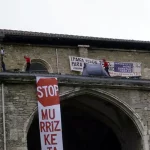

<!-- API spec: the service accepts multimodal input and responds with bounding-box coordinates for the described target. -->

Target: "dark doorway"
[30,62,48,73]
[61,103,122,150]
[27,100,121,150]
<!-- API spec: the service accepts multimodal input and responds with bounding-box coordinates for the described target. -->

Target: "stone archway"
[23,58,53,73]
[26,88,148,150]
[60,88,148,150]
[60,88,146,136]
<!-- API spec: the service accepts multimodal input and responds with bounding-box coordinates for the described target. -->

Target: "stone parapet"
[0,72,150,90]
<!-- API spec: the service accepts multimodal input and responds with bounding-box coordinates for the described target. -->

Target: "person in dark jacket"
[102,58,110,76]
[1,60,6,71]
[1,47,6,71]
[24,55,31,72]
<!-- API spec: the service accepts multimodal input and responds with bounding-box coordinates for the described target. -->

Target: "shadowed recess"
[27,97,122,150]
[29,62,49,73]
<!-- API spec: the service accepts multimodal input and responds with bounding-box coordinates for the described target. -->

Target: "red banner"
[36,77,63,150]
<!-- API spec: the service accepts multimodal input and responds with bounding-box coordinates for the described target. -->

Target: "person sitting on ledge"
[24,55,31,72]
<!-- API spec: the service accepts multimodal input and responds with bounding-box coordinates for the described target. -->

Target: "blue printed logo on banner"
[114,62,133,73]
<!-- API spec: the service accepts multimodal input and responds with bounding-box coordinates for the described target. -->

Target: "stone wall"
[4,83,37,150]
[104,88,150,128]
[2,43,150,78]
[2,44,79,74]
[0,78,149,149]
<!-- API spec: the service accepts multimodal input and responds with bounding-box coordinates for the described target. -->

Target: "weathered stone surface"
[0,40,150,149]
[2,44,79,75]
[4,83,37,150]
[1,43,150,79]
[0,75,149,149]
[78,45,89,58]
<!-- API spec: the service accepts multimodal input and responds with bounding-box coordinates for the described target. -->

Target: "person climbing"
[24,55,31,72]
[102,58,110,76]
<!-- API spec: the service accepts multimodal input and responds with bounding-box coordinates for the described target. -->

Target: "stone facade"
[2,44,78,74]
[0,74,149,150]
[4,83,36,150]
[1,30,150,150]
[1,43,150,78]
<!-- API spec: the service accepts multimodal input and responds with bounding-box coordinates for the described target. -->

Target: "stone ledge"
[0,72,150,90]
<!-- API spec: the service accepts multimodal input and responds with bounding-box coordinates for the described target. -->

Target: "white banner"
[69,56,141,77]
[36,77,63,150]
[69,56,102,72]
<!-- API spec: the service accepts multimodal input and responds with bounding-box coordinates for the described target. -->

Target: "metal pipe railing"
[2,83,6,150]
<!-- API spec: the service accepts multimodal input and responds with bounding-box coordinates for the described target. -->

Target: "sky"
[0,0,150,41]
